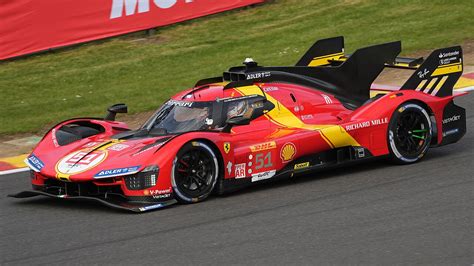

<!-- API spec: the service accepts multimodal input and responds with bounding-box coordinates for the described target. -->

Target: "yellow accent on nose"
[56,173,71,182]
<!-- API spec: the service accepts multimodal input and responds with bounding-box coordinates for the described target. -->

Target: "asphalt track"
[2,94,473,265]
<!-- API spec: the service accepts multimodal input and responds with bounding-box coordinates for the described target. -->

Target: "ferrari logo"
[224,142,231,154]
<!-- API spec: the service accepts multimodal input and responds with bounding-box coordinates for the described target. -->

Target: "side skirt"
[219,146,375,194]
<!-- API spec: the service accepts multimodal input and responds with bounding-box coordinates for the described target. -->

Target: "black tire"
[388,102,432,164]
[171,141,219,203]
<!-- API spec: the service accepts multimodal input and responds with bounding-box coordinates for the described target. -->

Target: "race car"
[10,36,467,212]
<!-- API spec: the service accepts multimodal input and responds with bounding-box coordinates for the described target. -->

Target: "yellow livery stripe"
[432,63,462,76]
[234,85,360,148]
[308,52,344,67]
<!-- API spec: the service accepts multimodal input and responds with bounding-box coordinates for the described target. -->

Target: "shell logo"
[280,142,296,163]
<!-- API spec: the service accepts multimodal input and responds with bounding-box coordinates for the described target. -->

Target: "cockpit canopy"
[142,95,275,134]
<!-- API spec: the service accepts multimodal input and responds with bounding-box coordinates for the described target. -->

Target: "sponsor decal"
[56,150,107,175]
[107,143,129,151]
[322,94,333,104]
[294,162,310,170]
[138,203,164,212]
[152,194,171,199]
[246,72,271,80]
[345,118,388,131]
[438,50,459,58]
[355,147,366,158]
[280,142,296,163]
[417,69,430,79]
[51,128,59,147]
[167,99,193,107]
[226,161,232,175]
[442,115,461,124]
[146,188,172,196]
[132,142,166,156]
[27,154,45,172]
[82,142,101,148]
[234,163,246,179]
[301,114,314,121]
[94,165,140,178]
[251,170,276,182]
[263,86,279,92]
[251,101,264,108]
[224,142,231,154]
[438,50,460,65]
[250,141,276,152]
[110,0,191,19]
[443,128,459,137]
[440,57,459,65]
[221,95,257,103]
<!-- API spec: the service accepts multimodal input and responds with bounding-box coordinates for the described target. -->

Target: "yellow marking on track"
[0,154,28,168]
[454,75,474,89]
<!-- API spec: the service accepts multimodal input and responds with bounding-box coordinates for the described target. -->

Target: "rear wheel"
[388,103,432,164]
[172,141,219,203]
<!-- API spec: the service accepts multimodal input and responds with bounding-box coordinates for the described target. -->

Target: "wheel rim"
[174,148,215,196]
[394,110,430,156]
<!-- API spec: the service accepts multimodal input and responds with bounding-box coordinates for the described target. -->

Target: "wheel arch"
[185,138,225,193]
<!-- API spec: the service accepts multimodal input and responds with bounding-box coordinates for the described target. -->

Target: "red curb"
[0,162,15,171]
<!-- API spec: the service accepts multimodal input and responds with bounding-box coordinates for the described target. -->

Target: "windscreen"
[142,100,214,134]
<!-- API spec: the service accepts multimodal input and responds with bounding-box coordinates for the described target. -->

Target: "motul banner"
[0,0,264,60]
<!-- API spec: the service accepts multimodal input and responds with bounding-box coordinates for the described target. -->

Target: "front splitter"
[8,190,177,213]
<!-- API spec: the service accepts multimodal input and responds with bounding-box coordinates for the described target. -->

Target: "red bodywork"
[15,37,467,211]
[24,82,462,207]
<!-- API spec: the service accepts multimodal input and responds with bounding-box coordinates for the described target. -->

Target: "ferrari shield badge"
[224,142,231,154]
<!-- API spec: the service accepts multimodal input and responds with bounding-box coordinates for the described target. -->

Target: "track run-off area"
[1,94,473,264]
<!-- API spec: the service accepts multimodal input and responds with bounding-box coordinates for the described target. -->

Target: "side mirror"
[105,103,128,121]
[223,116,251,133]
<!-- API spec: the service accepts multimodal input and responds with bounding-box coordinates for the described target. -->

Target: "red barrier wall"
[0,0,263,60]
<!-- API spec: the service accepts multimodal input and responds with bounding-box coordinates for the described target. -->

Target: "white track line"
[0,167,29,176]
[457,86,474,92]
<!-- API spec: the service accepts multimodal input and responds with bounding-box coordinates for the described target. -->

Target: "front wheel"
[388,102,432,164]
[172,141,219,203]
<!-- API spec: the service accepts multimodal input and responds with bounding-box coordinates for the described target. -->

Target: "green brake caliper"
[410,129,428,140]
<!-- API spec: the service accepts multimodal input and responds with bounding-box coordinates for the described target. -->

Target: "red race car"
[10,37,467,212]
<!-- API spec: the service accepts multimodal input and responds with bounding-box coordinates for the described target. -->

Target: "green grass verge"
[1,0,473,134]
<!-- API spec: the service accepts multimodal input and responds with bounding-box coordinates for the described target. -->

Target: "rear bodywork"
[10,36,467,212]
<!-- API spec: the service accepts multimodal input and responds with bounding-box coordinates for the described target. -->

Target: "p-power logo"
[110,0,194,19]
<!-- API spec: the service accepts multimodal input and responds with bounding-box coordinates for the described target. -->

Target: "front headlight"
[124,165,159,190]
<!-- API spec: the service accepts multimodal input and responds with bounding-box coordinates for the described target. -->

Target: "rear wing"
[400,46,462,97]
[297,36,463,97]
[296,36,424,69]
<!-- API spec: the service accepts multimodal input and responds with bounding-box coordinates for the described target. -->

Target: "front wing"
[8,190,177,213]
